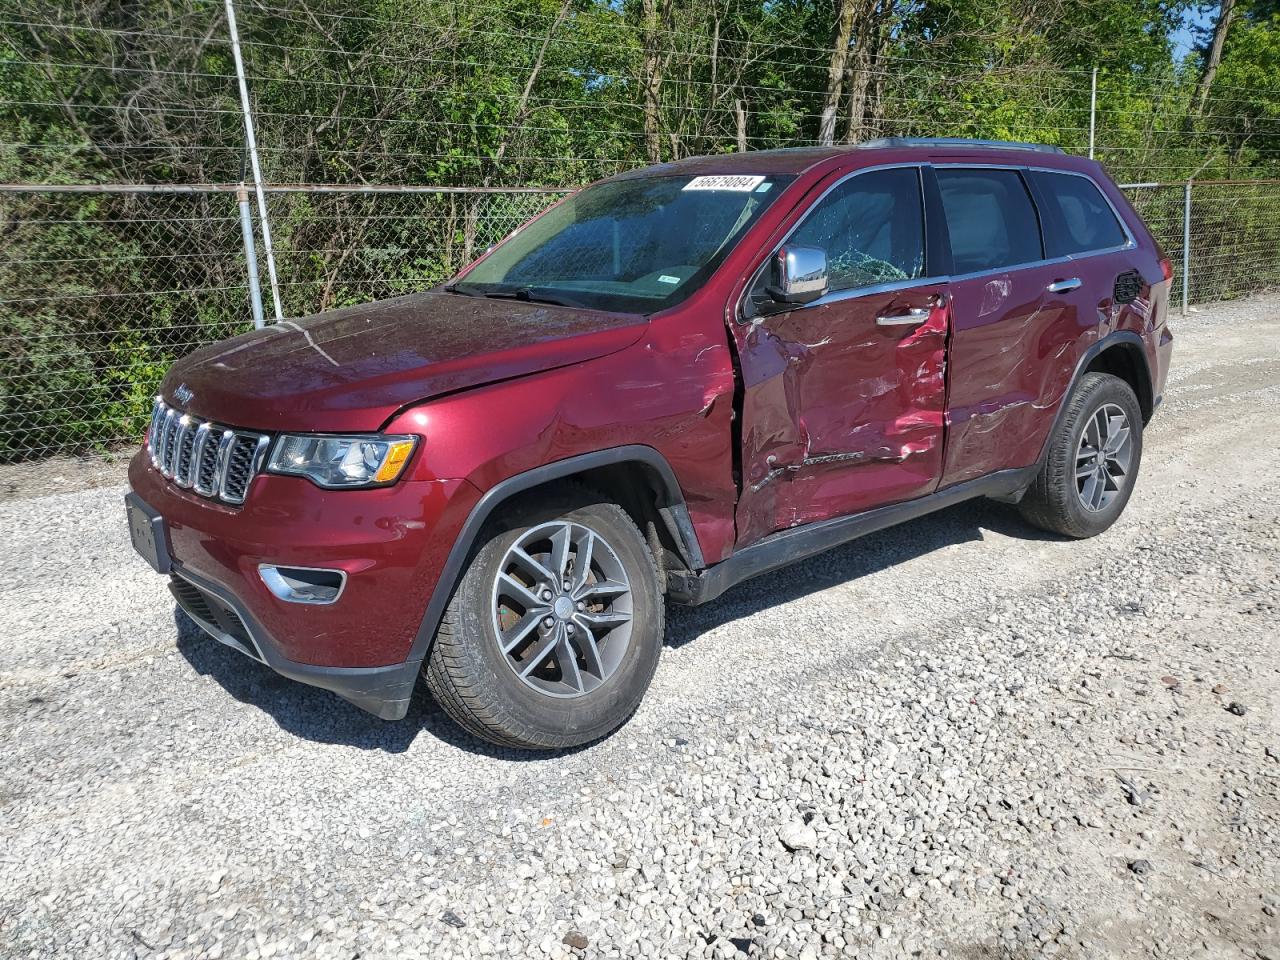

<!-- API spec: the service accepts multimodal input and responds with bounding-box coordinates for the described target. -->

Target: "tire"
[424,487,664,749]
[1018,372,1144,538]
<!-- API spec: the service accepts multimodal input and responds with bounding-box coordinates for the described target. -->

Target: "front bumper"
[169,563,419,719]
[128,449,480,719]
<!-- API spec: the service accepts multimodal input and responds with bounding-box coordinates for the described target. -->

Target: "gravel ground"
[2,297,1278,960]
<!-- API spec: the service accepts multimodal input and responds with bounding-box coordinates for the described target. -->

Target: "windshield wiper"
[478,286,588,309]
[442,283,481,297]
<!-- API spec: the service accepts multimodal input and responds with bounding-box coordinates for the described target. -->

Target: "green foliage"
[0,0,1278,458]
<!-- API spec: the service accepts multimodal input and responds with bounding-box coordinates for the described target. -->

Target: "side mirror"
[767,245,828,305]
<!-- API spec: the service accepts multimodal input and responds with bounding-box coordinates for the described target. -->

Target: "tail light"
[1159,258,1174,282]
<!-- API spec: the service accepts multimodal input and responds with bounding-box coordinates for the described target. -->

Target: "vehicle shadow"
[173,497,1055,755]
[173,609,593,759]
[664,496,1061,647]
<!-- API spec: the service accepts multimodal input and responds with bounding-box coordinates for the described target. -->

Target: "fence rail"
[3,0,1280,461]
[3,177,1278,462]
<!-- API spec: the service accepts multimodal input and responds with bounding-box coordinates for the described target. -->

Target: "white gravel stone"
[1,297,1278,959]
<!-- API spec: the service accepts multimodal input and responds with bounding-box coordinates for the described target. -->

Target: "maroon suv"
[127,138,1173,748]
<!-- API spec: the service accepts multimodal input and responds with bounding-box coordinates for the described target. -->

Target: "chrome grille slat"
[159,409,179,477]
[173,417,196,487]
[150,399,269,506]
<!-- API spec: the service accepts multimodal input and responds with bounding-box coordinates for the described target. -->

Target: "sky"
[1171,3,1215,60]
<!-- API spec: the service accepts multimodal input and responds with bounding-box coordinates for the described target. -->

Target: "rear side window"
[787,166,925,292]
[1031,170,1128,256]
[936,169,1042,273]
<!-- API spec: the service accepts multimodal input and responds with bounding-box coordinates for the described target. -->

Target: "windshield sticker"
[658,275,680,284]
[754,182,773,193]
[683,175,766,192]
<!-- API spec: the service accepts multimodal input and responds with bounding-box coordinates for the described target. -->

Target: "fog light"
[258,565,346,604]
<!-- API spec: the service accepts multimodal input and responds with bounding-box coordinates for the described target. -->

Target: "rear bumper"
[169,563,419,719]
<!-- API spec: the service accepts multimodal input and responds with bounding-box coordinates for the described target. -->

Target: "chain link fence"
[0,186,563,459]
[3,178,1279,461]
[1123,180,1280,308]
[3,0,1279,462]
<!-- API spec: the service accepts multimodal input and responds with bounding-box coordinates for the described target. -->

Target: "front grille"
[147,398,270,505]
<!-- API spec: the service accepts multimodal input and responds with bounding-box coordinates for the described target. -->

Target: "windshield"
[452,174,793,313]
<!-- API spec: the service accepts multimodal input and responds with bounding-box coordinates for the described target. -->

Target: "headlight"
[266,434,417,488]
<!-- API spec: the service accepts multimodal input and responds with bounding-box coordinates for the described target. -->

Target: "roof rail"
[856,137,1065,155]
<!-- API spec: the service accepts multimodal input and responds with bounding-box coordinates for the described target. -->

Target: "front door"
[730,165,950,548]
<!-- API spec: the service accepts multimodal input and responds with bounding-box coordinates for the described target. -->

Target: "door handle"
[875,306,931,327]
[1047,278,1082,293]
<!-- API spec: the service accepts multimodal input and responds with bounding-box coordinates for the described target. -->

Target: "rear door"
[730,165,951,547]
[935,166,1073,486]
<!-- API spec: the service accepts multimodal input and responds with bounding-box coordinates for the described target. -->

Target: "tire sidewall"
[449,496,663,745]
[1055,374,1144,536]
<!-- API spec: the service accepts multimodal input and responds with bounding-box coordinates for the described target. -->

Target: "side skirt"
[666,466,1038,606]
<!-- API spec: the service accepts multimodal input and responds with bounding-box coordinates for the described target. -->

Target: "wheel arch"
[1035,331,1153,470]
[1082,336,1154,423]
[406,445,703,667]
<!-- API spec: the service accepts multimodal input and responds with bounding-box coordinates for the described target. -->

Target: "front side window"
[936,168,1043,273]
[785,166,926,292]
[1031,170,1128,256]
[452,174,792,313]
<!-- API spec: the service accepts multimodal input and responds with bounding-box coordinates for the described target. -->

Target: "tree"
[1195,0,1239,115]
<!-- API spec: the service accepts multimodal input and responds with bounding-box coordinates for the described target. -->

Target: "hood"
[161,289,648,432]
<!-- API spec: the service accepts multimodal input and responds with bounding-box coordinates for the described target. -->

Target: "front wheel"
[424,489,664,749]
[1018,372,1144,538]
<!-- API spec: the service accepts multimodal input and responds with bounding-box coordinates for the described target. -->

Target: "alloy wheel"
[1075,402,1133,512]
[491,520,634,698]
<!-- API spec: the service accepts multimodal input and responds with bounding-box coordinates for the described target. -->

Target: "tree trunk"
[1193,0,1237,117]
[735,98,748,153]
[641,0,672,162]
[817,0,859,146]
[844,0,885,144]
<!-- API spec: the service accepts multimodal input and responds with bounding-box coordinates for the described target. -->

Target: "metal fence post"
[1089,67,1097,160]
[225,0,283,322]
[236,185,266,328]
[1182,180,1192,316]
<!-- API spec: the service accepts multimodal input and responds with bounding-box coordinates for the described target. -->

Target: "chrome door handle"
[1047,278,1082,293]
[875,306,931,326]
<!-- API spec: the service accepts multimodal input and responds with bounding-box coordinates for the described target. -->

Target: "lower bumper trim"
[170,565,419,720]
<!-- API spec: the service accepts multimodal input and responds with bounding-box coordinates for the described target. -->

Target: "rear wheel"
[1018,372,1143,538]
[424,489,663,749]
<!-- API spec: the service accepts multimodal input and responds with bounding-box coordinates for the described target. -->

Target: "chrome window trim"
[934,162,1137,255]
[739,160,1140,320]
[737,161,932,323]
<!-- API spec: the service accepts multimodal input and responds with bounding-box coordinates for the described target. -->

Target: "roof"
[606,138,1082,182]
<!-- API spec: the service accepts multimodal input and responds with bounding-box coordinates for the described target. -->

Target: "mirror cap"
[768,245,829,305]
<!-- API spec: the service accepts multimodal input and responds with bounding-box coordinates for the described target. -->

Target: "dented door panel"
[940,266,1081,485]
[732,284,950,547]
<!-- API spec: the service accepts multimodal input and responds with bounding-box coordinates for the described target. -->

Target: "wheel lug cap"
[542,616,554,628]
[565,623,575,634]
[541,589,552,601]
[576,601,585,611]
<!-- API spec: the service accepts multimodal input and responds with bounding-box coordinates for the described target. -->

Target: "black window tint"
[787,167,925,292]
[936,169,1042,273]
[1032,171,1128,256]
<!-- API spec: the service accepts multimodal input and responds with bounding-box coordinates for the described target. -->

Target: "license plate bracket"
[125,492,172,574]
